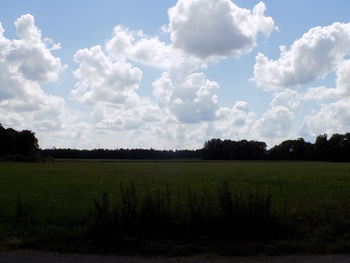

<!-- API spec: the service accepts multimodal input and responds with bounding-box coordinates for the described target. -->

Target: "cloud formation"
[72,45,142,106]
[0,14,68,137]
[8,14,62,82]
[304,59,350,100]
[72,36,167,137]
[153,72,219,123]
[105,25,203,75]
[251,22,350,143]
[253,23,350,90]
[7,4,350,150]
[254,106,294,139]
[68,1,294,148]
[301,98,350,138]
[167,0,276,59]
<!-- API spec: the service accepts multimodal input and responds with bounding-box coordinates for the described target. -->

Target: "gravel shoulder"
[1,251,350,263]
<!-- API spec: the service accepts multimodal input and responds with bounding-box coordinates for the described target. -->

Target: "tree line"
[42,148,202,160]
[203,134,350,161]
[0,124,39,161]
[2,123,350,161]
[44,133,350,161]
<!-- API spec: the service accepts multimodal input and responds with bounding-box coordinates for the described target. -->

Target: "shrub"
[86,181,288,248]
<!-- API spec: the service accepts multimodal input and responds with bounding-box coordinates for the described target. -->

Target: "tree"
[17,130,39,157]
[0,124,40,161]
[314,134,328,161]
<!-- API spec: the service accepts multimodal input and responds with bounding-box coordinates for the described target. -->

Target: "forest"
[43,133,350,162]
[2,123,350,162]
[203,134,350,161]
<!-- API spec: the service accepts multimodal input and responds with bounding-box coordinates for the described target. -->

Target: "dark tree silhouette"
[42,148,202,160]
[3,122,350,162]
[0,124,40,161]
[203,138,267,160]
[203,134,350,162]
[314,134,328,161]
[327,133,350,162]
[268,138,314,161]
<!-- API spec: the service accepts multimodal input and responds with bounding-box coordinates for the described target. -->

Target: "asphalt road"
[1,251,350,263]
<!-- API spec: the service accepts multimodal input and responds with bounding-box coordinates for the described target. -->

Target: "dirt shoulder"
[1,251,350,263]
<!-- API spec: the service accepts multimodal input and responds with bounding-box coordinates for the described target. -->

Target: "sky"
[1,0,350,150]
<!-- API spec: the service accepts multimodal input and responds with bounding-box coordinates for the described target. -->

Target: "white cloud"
[70,13,287,149]
[71,38,172,136]
[302,59,350,101]
[72,45,142,106]
[252,22,350,145]
[254,106,294,139]
[214,101,256,138]
[105,25,204,78]
[271,89,301,112]
[7,14,63,82]
[253,23,350,90]
[69,3,311,149]
[0,14,69,141]
[334,59,350,97]
[301,98,350,138]
[153,72,219,123]
[74,22,224,128]
[303,86,333,101]
[0,15,63,101]
[167,0,275,59]
[72,28,261,148]
[91,99,163,131]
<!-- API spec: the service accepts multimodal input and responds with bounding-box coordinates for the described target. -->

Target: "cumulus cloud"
[303,86,333,101]
[252,22,350,145]
[0,14,63,101]
[167,0,276,59]
[72,45,142,106]
[304,59,350,101]
[301,98,350,138]
[0,14,69,139]
[91,99,163,131]
[77,4,273,137]
[253,23,350,90]
[7,14,63,82]
[254,106,295,139]
[70,2,307,149]
[73,23,224,130]
[72,36,172,136]
[334,59,350,97]
[153,72,219,123]
[271,89,301,112]
[105,25,204,75]
[214,101,256,138]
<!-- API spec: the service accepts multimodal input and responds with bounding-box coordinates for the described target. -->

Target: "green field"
[1,160,350,254]
[1,160,350,216]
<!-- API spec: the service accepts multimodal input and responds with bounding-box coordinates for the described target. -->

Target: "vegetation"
[2,123,350,254]
[42,133,350,162]
[202,139,267,160]
[2,123,350,162]
[1,160,350,254]
[203,134,350,161]
[86,181,285,253]
[0,124,40,161]
[42,148,202,160]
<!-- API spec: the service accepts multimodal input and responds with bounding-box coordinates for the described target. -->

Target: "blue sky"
[1,0,350,149]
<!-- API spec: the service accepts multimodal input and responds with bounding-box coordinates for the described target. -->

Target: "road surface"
[0,251,350,263]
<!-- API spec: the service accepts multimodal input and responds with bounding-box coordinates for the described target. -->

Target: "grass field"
[1,160,350,255]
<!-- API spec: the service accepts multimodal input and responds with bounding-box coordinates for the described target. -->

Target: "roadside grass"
[1,160,350,254]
